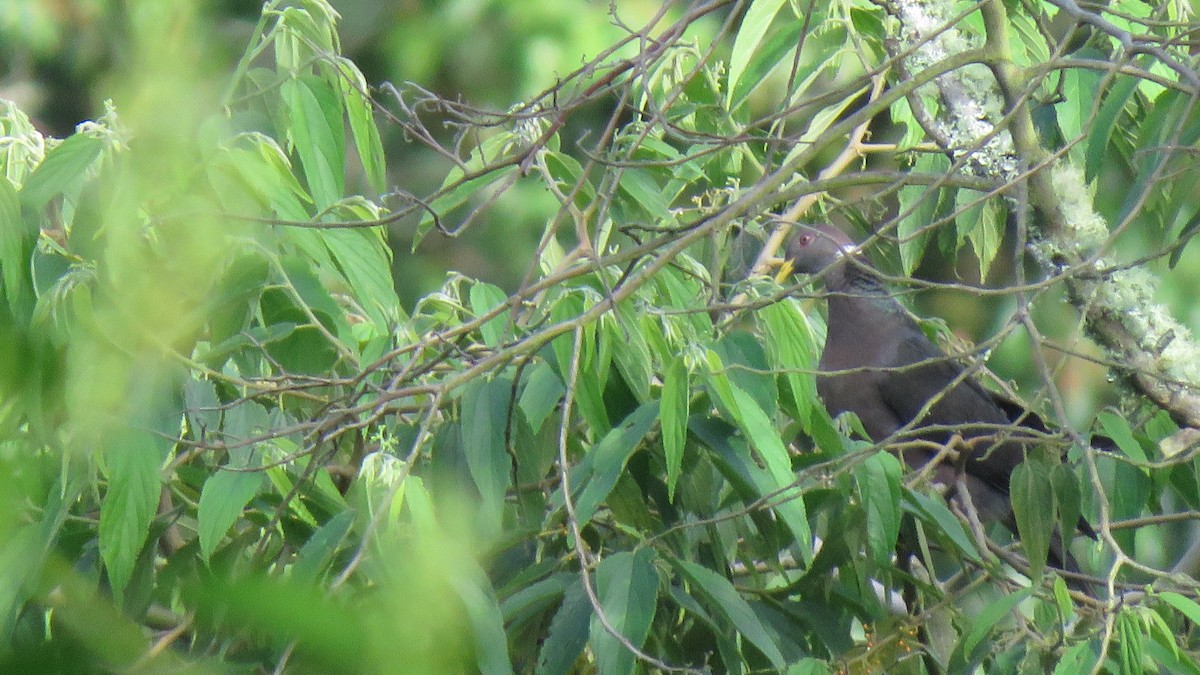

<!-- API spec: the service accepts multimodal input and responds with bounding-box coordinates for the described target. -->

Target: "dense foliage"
[4,0,1200,672]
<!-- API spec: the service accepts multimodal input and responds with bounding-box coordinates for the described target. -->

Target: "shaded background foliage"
[3,0,1200,673]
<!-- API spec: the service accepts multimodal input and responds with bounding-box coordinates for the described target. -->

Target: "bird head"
[774,223,860,285]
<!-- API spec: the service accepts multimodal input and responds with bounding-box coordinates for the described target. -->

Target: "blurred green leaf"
[661,355,688,502]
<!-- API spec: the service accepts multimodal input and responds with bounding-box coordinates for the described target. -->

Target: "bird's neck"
[822,266,909,341]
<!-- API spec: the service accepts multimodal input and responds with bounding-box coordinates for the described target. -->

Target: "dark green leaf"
[461,377,515,534]
[1012,460,1053,582]
[537,578,591,675]
[676,559,786,669]
[590,549,659,675]
[856,452,902,567]
[573,402,659,528]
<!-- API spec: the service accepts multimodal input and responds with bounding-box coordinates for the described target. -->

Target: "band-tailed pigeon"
[777,222,1095,577]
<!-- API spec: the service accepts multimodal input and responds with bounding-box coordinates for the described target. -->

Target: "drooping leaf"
[661,356,688,502]
[675,559,786,669]
[572,402,659,529]
[283,76,345,210]
[856,452,902,567]
[537,577,591,675]
[589,549,659,675]
[198,465,265,562]
[1012,460,1053,582]
[461,377,516,534]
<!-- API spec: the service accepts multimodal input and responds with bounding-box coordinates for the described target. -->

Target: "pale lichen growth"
[1094,267,1200,386]
[1049,161,1108,252]
[892,0,1017,178]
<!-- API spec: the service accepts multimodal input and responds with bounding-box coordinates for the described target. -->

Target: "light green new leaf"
[677,559,786,669]
[461,377,515,534]
[856,452,902,567]
[1012,461,1053,582]
[705,350,812,559]
[1160,592,1200,625]
[661,356,688,502]
[590,549,659,675]
[0,176,32,314]
[283,76,345,210]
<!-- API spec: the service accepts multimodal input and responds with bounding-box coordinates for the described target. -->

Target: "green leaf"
[283,76,345,210]
[414,133,520,247]
[705,350,812,559]
[897,154,949,274]
[676,559,786,669]
[1160,591,1200,624]
[1011,460,1053,582]
[727,0,788,108]
[322,227,399,330]
[661,356,688,502]
[537,578,591,675]
[1052,641,1097,674]
[961,587,1031,656]
[100,417,176,600]
[573,402,659,528]
[518,362,565,435]
[470,281,510,348]
[1051,463,1083,559]
[1098,410,1148,463]
[759,298,818,427]
[902,490,983,563]
[334,56,387,192]
[454,569,515,675]
[198,466,265,562]
[1086,73,1140,180]
[590,549,659,675]
[0,176,33,316]
[20,133,104,211]
[1117,610,1144,675]
[856,452,902,567]
[617,168,673,222]
[461,377,515,534]
[291,510,355,584]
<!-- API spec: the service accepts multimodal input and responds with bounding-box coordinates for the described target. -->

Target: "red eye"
[799,234,813,246]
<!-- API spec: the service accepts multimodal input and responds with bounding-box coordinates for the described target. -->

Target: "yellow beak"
[771,258,795,284]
